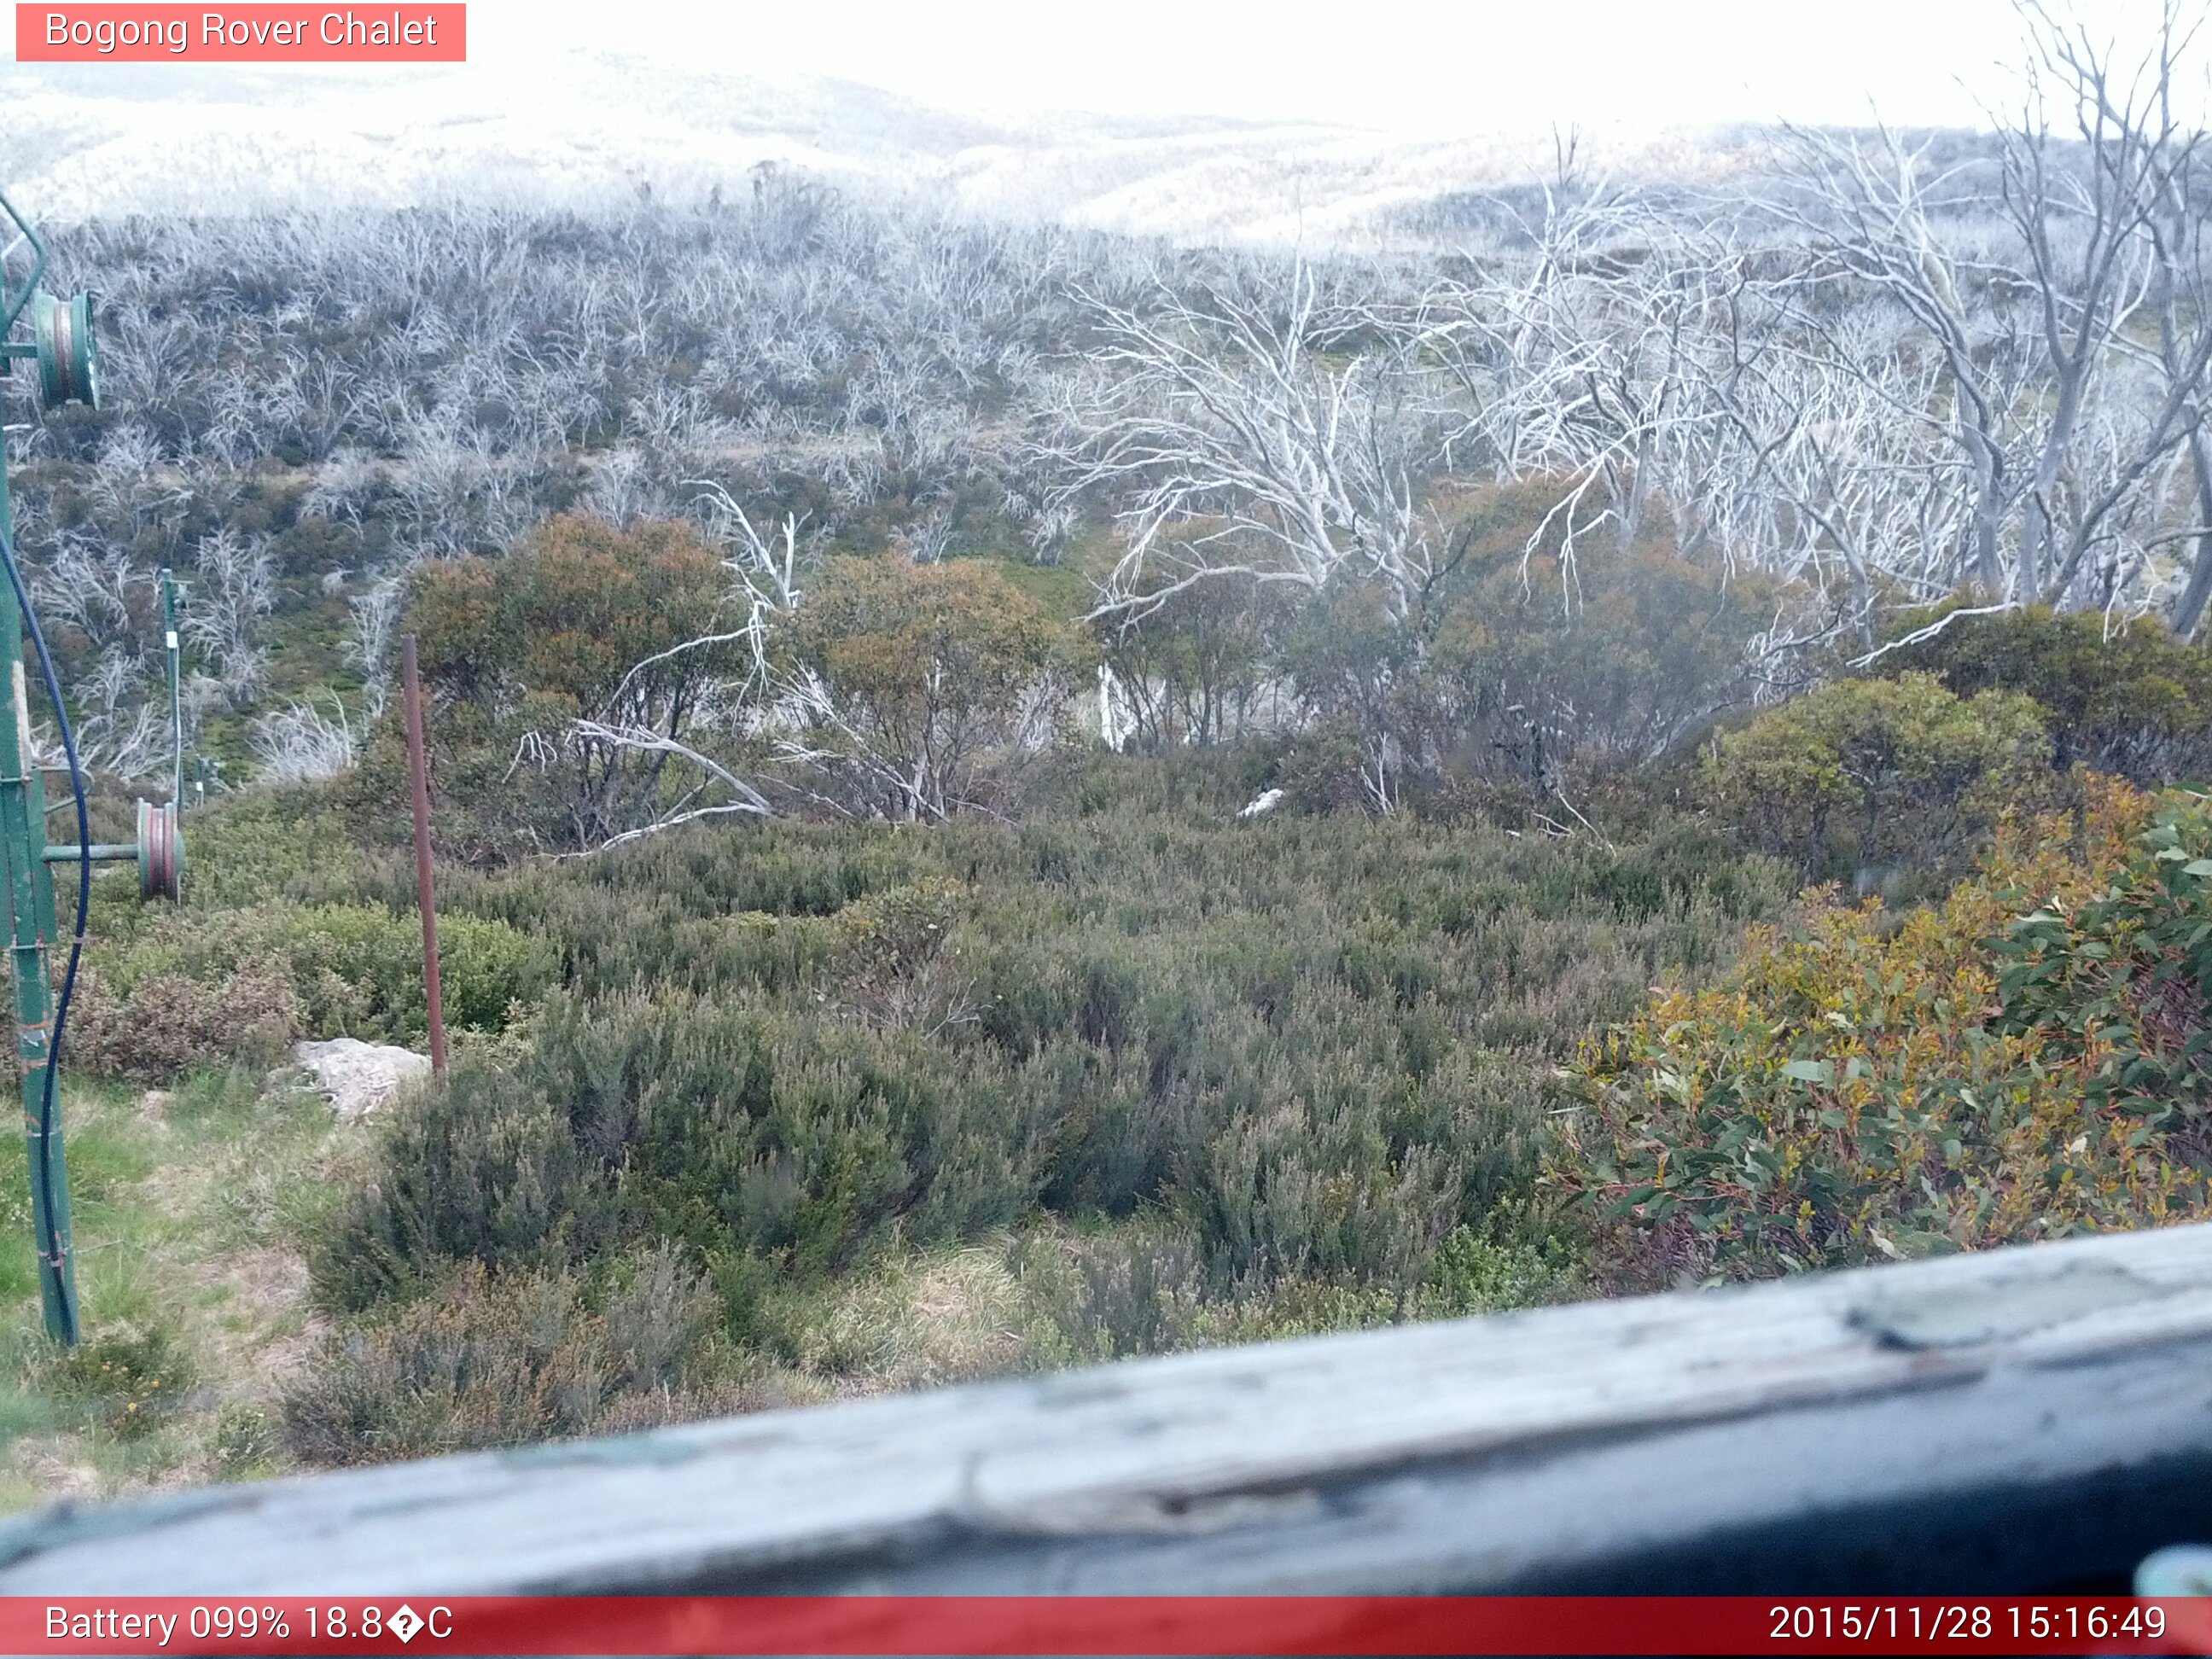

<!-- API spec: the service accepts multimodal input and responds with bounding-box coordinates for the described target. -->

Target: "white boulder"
[286,1038,433,1123]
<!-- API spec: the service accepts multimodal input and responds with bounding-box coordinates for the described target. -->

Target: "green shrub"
[527,990,1037,1274]
[828,876,969,1026]
[315,989,1043,1310]
[284,1252,723,1466]
[1280,497,1784,812]
[1988,800,2212,1119]
[78,899,550,1077]
[829,876,964,985]
[1874,604,2212,783]
[1003,1214,1580,1365]
[1097,578,1295,748]
[374,515,746,859]
[67,963,300,1082]
[313,1057,611,1311]
[1563,778,2212,1291]
[1704,672,2053,892]
[321,788,1790,1345]
[792,555,1080,820]
[231,903,551,1039]
[1007,1220,1208,1363]
[1412,1220,1585,1318]
[175,785,383,909]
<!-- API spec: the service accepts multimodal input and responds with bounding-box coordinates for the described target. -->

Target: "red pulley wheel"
[136,799,181,901]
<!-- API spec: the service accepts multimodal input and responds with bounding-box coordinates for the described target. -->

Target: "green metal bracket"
[0,188,71,1343]
[0,190,48,339]
[0,461,73,1344]
[2,190,102,411]
[0,186,172,1347]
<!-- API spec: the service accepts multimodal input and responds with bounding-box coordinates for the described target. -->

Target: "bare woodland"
[8,3,2212,841]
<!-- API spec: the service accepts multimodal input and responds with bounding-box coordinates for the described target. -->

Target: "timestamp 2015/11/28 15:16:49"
[1767,1602,2169,1645]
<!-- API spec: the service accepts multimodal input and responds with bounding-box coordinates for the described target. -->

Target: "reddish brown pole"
[401,634,448,1077]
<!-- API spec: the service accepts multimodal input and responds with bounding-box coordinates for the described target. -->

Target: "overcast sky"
[464,0,2162,136]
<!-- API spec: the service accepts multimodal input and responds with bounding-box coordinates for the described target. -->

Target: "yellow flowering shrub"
[1563,777,2212,1290]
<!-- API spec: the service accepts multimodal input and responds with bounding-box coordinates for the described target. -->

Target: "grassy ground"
[0,1066,1097,1511]
[0,1068,365,1513]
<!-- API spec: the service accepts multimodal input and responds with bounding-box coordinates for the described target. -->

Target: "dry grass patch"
[0,1067,367,1511]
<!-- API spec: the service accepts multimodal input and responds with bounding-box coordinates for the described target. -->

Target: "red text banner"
[15,6,464,61]
[3,1596,2211,1656]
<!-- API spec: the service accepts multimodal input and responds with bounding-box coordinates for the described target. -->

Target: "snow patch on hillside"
[0,53,1757,244]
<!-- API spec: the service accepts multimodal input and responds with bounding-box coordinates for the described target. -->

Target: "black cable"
[0,521,84,1344]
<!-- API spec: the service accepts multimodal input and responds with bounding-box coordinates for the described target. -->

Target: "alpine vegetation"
[3,2,2212,1499]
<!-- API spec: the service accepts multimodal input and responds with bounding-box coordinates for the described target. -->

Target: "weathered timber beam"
[4,1222,2212,1594]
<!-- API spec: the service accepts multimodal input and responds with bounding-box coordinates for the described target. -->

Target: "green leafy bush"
[313,1057,611,1310]
[827,876,969,1026]
[1988,806,2212,1119]
[1563,778,2212,1290]
[1703,672,2053,891]
[792,555,1080,820]
[67,963,300,1083]
[78,899,551,1077]
[533,990,1034,1273]
[1280,492,1783,812]
[1097,578,1296,748]
[1412,1220,1585,1318]
[173,785,385,909]
[1875,604,2212,783]
[234,904,551,1039]
[367,514,746,858]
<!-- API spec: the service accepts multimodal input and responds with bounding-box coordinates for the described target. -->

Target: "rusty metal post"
[400,635,447,1076]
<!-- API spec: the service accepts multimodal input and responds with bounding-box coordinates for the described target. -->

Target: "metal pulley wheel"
[135,799,181,901]
[33,290,98,410]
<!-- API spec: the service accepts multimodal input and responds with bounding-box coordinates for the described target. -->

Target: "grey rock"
[288,1038,432,1123]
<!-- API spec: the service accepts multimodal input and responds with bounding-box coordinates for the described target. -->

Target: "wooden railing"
[3,1221,2211,1594]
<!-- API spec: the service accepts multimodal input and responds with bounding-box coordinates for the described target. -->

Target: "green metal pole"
[43,845,139,864]
[0,457,73,1343]
[160,568,181,810]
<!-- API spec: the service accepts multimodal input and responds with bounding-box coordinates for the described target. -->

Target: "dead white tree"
[1762,124,2033,607]
[1417,184,1737,597]
[348,575,405,721]
[544,484,805,851]
[184,527,276,698]
[1046,265,1473,626]
[248,696,358,784]
[2056,0,2212,633]
[1755,2,2212,631]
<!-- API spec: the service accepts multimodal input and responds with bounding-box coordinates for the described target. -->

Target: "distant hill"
[0,53,1766,245]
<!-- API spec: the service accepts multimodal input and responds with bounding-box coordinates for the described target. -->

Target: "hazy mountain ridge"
[0,52,1764,243]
